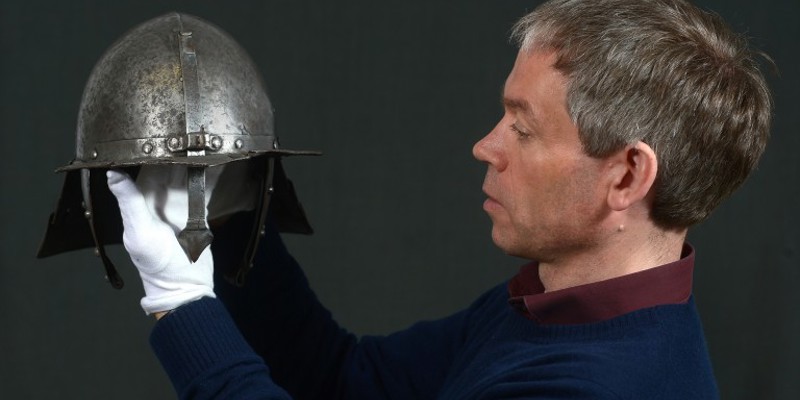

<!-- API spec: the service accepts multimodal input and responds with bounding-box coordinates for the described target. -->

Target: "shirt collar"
[508,244,695,325]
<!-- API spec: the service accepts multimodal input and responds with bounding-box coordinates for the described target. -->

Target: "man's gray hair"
[512,0,772,228]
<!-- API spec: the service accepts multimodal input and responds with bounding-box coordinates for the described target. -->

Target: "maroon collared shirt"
[508,244,695,325]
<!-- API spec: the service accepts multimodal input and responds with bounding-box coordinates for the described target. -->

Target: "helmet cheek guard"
[38,13,319,288]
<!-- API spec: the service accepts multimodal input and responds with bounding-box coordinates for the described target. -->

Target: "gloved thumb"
[107,169,150,226]
[108,169,181,275]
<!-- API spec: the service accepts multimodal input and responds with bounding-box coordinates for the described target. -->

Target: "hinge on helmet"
[166,129,223,153]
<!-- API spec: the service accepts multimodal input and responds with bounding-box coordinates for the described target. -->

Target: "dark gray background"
[1,0,797,398]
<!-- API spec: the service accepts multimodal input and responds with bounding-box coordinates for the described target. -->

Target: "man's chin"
[490,228,519,256]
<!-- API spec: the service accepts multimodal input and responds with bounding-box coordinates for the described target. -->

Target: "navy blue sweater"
[150,220,718,399]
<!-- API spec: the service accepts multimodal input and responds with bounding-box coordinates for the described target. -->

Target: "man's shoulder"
[453,299,718,399]
[517,301,719,399]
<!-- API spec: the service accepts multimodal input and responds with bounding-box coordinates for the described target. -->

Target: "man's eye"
[510,124,530,139]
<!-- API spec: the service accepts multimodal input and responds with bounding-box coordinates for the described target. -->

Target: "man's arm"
[107,170,293,398]
[150,298,293,399]
[213,214,470,399]
[109,170,467,399]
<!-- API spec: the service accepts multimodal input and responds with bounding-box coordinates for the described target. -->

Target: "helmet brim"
[55,148,321,172]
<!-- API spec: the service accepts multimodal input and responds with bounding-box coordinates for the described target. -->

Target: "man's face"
[473,51,609,262]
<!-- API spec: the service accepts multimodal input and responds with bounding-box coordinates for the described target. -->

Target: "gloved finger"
[205,164,225,194]
[137,164,185,192]
[107,169,152,229]
[135,165,222,233]
[136,165,188,232]
[109,169,185,274]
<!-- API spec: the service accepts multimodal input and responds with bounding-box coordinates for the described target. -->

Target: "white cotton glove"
[107,168,218,315]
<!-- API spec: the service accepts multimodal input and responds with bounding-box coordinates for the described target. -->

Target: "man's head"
[511,0,771,229]
[474,51,621,262]
[474,0,771,261]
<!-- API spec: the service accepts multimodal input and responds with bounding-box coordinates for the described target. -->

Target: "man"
[107,0,771,398]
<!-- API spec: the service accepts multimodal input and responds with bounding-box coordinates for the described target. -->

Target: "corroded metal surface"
[59,12,317,172]
[40,13,318,288]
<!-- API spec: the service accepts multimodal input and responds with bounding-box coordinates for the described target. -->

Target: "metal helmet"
[38,12,319,288]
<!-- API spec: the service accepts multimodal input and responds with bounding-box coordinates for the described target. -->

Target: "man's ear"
[605,141,658,211]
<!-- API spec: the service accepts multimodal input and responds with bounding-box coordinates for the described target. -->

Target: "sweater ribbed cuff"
[149,297,262,393]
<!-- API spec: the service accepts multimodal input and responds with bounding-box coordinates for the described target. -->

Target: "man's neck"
[537,226,687,293]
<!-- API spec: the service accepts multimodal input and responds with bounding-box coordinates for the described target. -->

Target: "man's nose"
[472,124,504,170]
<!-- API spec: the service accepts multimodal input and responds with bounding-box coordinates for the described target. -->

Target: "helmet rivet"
[84,211,92,219]
[234,139,243,149]
[210,136,222,150]
[142,142,154,154]
[272,139,279,149]
[267,186,274,194]
[92,150,98,159]
[259,226,266,236]
[168,137,180,150]
[94,248,101,257]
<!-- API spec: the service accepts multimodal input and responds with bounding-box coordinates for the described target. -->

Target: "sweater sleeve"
[210,214,469,399]
[150,298,292,400]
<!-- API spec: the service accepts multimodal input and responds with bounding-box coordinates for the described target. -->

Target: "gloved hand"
[107,168,218,315]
